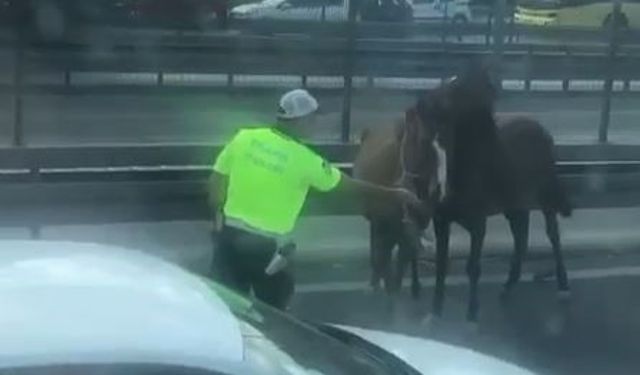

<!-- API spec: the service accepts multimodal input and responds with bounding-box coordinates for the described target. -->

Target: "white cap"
[277,89,319,119]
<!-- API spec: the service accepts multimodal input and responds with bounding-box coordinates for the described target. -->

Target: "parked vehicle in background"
[231,0,347,21]
[410,0,472,23]
[515,0,640,28]
[1,0,134,40]
[231,0,413,22]
[1,0,231,40]
[359,0,414,22]
[130,0,230,29]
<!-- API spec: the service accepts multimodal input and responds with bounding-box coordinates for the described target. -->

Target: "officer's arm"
[335,174,420,208]
[306,153,420,208]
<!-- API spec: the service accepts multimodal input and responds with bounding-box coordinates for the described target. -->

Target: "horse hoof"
[556,289,571,301]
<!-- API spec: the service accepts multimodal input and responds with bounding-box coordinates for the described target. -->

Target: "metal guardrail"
[0,144,640,236]
[2,143,640,170]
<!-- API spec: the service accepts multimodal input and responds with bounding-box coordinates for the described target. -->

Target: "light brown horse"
[353,106,446,298]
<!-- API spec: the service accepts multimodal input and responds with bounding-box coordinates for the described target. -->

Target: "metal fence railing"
[3,0,638,147]
[1,143,640,237]
[1,0,639,233]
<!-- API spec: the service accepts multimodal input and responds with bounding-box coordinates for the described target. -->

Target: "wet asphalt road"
[291,253,640,375]
[2,208,640,374]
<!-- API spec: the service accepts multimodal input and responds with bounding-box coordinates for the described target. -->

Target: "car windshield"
[206,281,397,375]
[3,0,640,374]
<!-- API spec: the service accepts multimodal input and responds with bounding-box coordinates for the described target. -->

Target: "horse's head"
[412,64,499,200]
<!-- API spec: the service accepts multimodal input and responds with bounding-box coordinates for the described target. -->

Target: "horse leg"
[410,252,420,298]
[369,221,382,291]
[544,209,570,297]
[382,222,400,295]
[502,209,530,298]
[466,216,487,323]
[431,214,451,317]
[370,220,396,293]
[394,220,422,299]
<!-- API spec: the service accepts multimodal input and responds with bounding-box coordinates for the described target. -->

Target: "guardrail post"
[440,9,449,43]
[563,47,571,92]
[506,9,515,45]
[29,226,42,240]
[341,0,357,143]
[157,71,164,86]
[485,14,491,46]
[12,35,25,147]
[525,45,532,91]
[599,0,622,143]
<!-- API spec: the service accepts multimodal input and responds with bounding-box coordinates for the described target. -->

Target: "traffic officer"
[209,89,420,310]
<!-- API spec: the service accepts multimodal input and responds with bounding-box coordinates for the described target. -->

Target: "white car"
[410,0,471,23]
[231,0,348,22]
[0,240,536,375]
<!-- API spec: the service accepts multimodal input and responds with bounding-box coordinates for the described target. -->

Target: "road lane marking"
[297,265,640,293]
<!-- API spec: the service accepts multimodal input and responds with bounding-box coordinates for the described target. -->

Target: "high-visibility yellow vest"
[214,127,341,235]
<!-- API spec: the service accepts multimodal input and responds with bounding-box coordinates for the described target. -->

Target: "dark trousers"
[211,225,294,310]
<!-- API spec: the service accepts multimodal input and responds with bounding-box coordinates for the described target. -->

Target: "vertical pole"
[485,14,492,46]
[29,226,42,240]
[524,45,532,91]
[441,2,449,43]
[341,0,357,143]
[507,8,515,44]
[599,0,621,143]
[157,71,164,86]
[13,35,25,147]
[492,0,506,93]
[562,47,571,92]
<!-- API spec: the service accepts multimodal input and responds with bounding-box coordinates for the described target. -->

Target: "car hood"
[335,325,536,375]
[0,240,245,371]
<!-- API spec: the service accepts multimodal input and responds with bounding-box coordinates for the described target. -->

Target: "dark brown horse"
[418,68,572,324]
[353,106,446,298]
